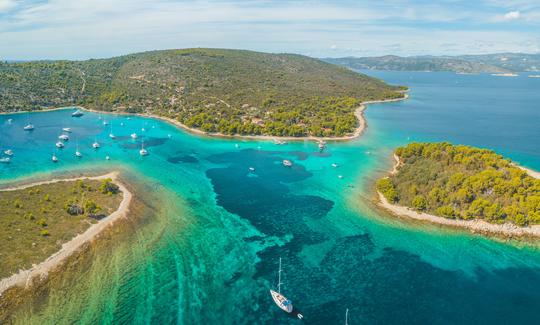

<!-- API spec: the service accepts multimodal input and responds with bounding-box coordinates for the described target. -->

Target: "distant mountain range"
[323,53,540,73]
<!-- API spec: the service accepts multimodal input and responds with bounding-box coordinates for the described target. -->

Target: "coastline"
[0,93,409,143]
[376,154,540,238]
[0,172,132,296]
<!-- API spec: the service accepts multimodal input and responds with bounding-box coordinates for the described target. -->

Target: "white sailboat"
[71,109,84,117]
[92,138,100,149]
[56,141,65,148]
[0,157,10,163]
[52,154,58,163]
[109,123,115,139]
[23,114,34,131]
[282,159,293,167]
[131,133,138,139]
[139,140,148,156]
[62,127,72,133]
[270,258,302,319]
[75,142,82,157]
[58,134,69,141]
[4,149,13,156]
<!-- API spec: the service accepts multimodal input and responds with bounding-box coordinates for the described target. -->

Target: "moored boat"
[0,157,10,163]
[23,124,34,131]
[52,154,58,162]
[71,110,84,117]
[58,134,69,141]
[55,141,65,148]
[283,159,293,167]
[270,258,303,319]
[4,149,13,156]
[62,127,72,133]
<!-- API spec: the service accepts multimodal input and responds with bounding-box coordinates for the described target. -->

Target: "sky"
[0,0,539,60]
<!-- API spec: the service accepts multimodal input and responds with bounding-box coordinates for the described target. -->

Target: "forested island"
[325,53,540,73]
[0,48,406,137]
[0,176,125,281]
[377,143,540,230]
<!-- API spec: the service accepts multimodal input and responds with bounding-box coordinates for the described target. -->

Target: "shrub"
[412,195,427,211]
[36,218,48,227]
[40,229,50,236]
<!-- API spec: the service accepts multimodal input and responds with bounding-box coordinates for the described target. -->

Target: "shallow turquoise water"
[1,71,540,324]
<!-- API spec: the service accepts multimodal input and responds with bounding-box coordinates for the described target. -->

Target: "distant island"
[377,142,540,237]
[0,173,131,295]
[0,48,407,138]
[324,53,540,74]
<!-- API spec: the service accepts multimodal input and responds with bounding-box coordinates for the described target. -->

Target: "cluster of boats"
[2,109,151,164]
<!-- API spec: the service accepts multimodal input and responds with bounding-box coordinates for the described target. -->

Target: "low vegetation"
[0,48,406,137]
[377,142,540,226]
[0,178,122,278]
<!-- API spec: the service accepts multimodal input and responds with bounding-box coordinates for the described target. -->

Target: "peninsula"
[0,48,406,138]
[377,142,540,237]
[0,173,131,295]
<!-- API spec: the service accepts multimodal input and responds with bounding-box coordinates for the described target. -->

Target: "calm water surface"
[1,71,539,324]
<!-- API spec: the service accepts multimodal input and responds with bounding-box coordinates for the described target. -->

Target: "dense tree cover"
[377,142,540,226]
[0,49,405,137]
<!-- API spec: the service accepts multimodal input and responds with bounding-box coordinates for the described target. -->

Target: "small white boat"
[141,127,146,132]
[58,134,69,141]
[249,167,255,171]
[92,141,100,149]
[270,258,302,319]
[103,121,108,126]
[71,110,84,117]
[75,146,82,157]
[52,154,58,163]
[4,149,13,156]
[120,122,124,126]
[131,133,138,139]
[167,134,172,138]
[109,133,115,139]
[106,156,110,160]
[55,141,65,148]
[0,157,10,164]
[318,141,326,151]
[62,127,72,133]
[283,159,293,167]
[338,175,343,179]
[331,163,338,168]
[7,119,12,124]
[23,124,34,131]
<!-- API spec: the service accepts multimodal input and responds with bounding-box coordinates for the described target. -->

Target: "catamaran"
[270,258,303,319]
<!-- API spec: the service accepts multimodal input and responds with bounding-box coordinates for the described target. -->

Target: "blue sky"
[0,0,539,60]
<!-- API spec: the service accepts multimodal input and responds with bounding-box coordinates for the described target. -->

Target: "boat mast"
[345,308,349,325]
[278,257,282,293]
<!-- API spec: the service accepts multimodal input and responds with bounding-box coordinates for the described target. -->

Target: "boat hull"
[270,290,293,313]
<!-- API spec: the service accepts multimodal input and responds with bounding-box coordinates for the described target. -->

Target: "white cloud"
[503,10,521,20]
[0,0,16,12]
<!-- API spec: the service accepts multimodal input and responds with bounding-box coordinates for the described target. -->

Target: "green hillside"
[0,49,406,137]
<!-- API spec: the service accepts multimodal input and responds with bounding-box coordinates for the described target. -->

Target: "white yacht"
[52,154,58,163]
[58,134,69,141]
[249,167,255,171]
[109,124,115,139]
[75,146,82,158]
[0,157,10,163]
[105,156,110,160]
[62,127,72,133]
[71,110,84,117]
[270,258,302,319]
[23,124,34,131]
[4,149,13,156]
[131,133,138,139]
[331,163,339,168]
[56,141,65,148]
[282,159,293,167]
[92,140,100,149]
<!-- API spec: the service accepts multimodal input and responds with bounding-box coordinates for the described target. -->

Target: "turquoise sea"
[1,71,540,324]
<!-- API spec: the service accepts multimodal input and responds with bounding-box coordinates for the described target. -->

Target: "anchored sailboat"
[270,258,303,319]
[139,140,148,156]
